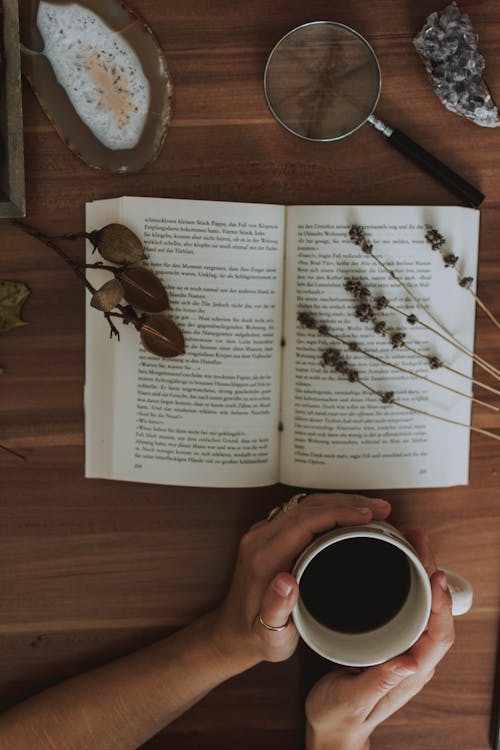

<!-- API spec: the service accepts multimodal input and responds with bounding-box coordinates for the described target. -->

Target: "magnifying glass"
[264,21,484,208]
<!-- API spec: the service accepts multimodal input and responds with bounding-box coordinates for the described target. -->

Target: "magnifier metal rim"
[263,20,382,143]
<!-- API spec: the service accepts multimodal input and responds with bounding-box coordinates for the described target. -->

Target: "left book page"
[85,196,285,487]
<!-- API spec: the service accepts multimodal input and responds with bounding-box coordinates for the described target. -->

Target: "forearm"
[0,610,253,750]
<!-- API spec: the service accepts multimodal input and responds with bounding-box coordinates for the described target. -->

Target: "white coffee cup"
[292,520,473,667]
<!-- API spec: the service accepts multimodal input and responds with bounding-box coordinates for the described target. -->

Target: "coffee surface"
[299,537,411,633]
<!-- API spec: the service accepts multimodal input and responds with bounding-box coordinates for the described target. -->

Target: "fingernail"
[356,507,372,515]
[273,576,292,597]
[372,498,390,507]
[439,572,448,592]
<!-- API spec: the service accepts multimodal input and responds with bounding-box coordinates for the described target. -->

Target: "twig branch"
[0,444,26,460]
[104,313,121,340]
[11,220,97,296]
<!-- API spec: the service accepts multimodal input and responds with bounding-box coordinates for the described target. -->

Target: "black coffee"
[299,537,411,633]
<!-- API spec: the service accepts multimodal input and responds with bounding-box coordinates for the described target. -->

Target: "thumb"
[258,572,299,630]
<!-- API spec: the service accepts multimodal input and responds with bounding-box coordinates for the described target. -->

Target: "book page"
[279,205,480,490]
[85,197,285,487]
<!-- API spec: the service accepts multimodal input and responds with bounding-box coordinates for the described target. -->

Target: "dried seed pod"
[90,278,124,312]
[118,267,170,312]
[140,315,185,358]
[88,224,145,264]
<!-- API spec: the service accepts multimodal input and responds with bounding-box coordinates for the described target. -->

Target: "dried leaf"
[89,224,145,264]
[119,267,170,312]
[0,281,30,334]
[90,278,124,312]
[140,315,184,358]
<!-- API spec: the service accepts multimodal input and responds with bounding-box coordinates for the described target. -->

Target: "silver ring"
[258,613,290,632]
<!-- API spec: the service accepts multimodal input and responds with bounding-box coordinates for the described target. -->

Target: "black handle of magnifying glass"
[385,128,485,208]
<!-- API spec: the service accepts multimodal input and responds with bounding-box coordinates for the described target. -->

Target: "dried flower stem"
[12,220,97,296]
[11,221,138,341]
[350,224,452,330]
[386,301,500,381]
[319,345,500,443]
[104,313,121,340]
[347,275,500,380]
[470,291,500,330]
[349,225,487,364]
[425,228,500,331]
[349,298,500,397]
[316,325,497,412]
[386,398,500,442]
[84,262,122,273]
[51,232,90,241]
[358,377,500,442]
[402,342,500,397]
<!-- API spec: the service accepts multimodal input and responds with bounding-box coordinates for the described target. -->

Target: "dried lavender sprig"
[359,307,500,397]
[402,342,500,398]
[320,347,500,443]
[377,295,500,381]
[349,224,483,361]
[297,312,497,411]
[346,279,500,382]
[425,229,500,331]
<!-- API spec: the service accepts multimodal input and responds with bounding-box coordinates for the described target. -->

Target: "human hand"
[211,493,391,674]
[305,529,455,750]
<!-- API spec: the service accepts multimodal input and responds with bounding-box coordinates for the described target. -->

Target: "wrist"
[201,609,261,677]
[306,722,370,750]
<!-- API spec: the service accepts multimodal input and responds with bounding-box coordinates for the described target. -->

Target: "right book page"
[279,205,481,490]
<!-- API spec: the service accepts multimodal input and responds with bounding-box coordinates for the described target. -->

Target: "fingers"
[261,495,391,572]
[253,572,300,662]
[411,570,454,666]
[341,657,419,720]
[367,570,454,727]
[257,572,299,629]
[304,656,417,734]
[296,493,392,523]
[403,528,437,578]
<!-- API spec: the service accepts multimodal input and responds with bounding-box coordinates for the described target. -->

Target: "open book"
[85,198,480,489]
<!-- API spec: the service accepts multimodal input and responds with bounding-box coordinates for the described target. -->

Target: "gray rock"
[414,2,499,127]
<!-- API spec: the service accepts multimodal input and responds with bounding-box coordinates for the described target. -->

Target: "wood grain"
[1,1,499,748]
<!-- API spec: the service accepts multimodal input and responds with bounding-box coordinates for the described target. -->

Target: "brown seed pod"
[140,315,185,358]
[88,224,145,264]
[118,267,170,312]
[90,278,124,312]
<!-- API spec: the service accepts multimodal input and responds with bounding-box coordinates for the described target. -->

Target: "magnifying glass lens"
[264,23,381,141]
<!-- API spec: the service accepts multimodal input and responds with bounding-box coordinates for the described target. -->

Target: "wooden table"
[1,1,499,748]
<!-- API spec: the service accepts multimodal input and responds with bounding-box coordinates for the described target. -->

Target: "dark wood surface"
[1,1,499,748]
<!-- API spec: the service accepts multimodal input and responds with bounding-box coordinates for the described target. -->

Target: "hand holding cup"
[212,493,392,671]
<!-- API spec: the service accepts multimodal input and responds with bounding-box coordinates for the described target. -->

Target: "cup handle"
[440,568,473,616]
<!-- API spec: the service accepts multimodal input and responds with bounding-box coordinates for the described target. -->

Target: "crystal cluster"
[414,2,499,128]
